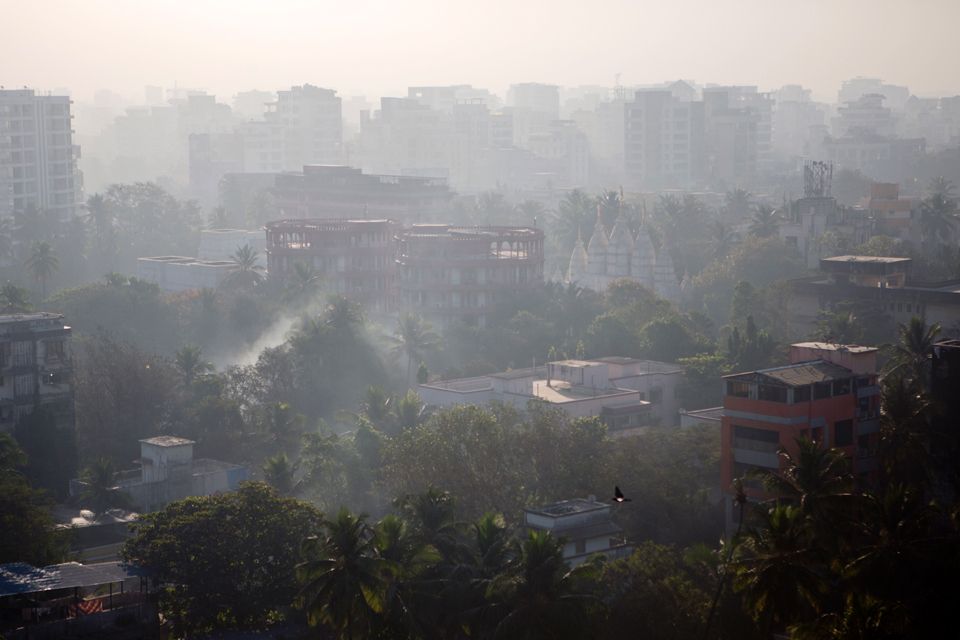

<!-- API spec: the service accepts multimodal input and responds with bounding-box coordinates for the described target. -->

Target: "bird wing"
[614,486,624,499]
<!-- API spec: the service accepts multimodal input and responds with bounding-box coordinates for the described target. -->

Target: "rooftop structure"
[272,164,451,223]
[197,228,266,267]
[419,356,683,430]
[396,224,544,328]
[0,561,154,638]
[524,496,632,566]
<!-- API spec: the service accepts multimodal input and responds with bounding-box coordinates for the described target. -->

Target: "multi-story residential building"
[419,356,683,429]
[771,85,827,163]
[0,89,83,222]
[524,497,633,566]
[265,218,400,313]
[720,342,881,532]
[0,313,74,434]
[788,256,960,339]
[267,84,342,170]
[508,83,561,120]
[272,164,451,224]
[856,182,919,240]
[624,90,704,190]
[396,224,544,327]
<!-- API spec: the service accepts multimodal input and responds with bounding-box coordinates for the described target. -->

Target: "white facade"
[136,256,235,292]
[524,498,632,566]
[419,356,683,428]
[0,90,83,221]
[198,229,266,267]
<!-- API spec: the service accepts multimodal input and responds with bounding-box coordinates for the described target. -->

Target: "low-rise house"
[70,436,248,513]
[418,357,683,431]
[136,256,236,292]
[524,497,633,566]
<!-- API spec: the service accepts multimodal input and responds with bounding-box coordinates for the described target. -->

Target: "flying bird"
[612,486,631,503]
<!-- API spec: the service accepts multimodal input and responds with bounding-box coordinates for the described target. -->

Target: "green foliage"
[123,482,323,636]
[0,434,69,565]
[14,408,77,499]
[726,315,778,371]
[80,457,132,515]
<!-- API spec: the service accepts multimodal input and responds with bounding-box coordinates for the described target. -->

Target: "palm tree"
[297,507,392,639]
[919,191,956,247]
[24,240,58,299]
[0,283,32,313]
[85,193,115,268]
[708,219,735,260]
[286,261,323,300]
[751,438,853,534]
[262,453,299,495]
[886,316,941,385]
[225,244,264,289]
[389,313,441,384]
[487,530,600,639]
[724,188,753,219]
[81,457,130,516]
[324,295,365,333]
[927,176,956,201]
[748,204,780,238]
[174,344,214,387]
[733,505,826,633]
[549,189,595,252]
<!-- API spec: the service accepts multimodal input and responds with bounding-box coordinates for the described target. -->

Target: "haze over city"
[5,0,960,101]
[2,2,960,639]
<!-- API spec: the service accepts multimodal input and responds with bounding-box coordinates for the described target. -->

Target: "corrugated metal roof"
[726,360,853,387]
[0,562,147,597]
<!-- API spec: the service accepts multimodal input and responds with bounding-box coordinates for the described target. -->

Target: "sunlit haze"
[5,0,960,101]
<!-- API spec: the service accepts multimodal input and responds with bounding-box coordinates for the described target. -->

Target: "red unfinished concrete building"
[396,224,544,327]
[266,218,400,313]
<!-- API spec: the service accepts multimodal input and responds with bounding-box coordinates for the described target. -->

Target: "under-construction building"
[265,218,401,313]
[396,225,544,327]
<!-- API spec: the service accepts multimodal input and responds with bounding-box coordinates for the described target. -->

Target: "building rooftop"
[0,312,65,324]
[530,380,640,404]
[525,498,610,518]
[0,562,148,598]
[139,436,195,447]
[725,360,854,387]
[681,406,725,421]
[821,255,912,265]
[791,342,878,354]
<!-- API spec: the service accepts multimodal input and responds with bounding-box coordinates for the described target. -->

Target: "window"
[832,379,851,396]
[813,382,832,400]
[733,425,780,453]
[834,419,854,447]
[650,388,663,404]
[793,385,811,403]
[758,384,787,403]
[726,381,750,398]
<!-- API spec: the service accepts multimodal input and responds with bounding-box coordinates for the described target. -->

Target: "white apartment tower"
[0,90,83,221]
[267,84,343,170]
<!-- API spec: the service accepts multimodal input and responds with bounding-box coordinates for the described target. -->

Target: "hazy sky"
[5,0,960,104]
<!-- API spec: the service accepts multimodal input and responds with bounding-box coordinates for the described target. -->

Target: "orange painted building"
[720,343,880,532]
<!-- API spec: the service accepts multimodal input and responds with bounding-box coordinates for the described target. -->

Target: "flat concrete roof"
[531,380,639,404]
[821,255,911,264]
[140,436,194,447]
[526,498,609,518]
[792,342,878,353]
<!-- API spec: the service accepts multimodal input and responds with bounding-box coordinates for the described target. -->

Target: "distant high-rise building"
[267,84,342,170]
[0,89,83,222]
[624,89,704,190]
[508,83,560,119]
